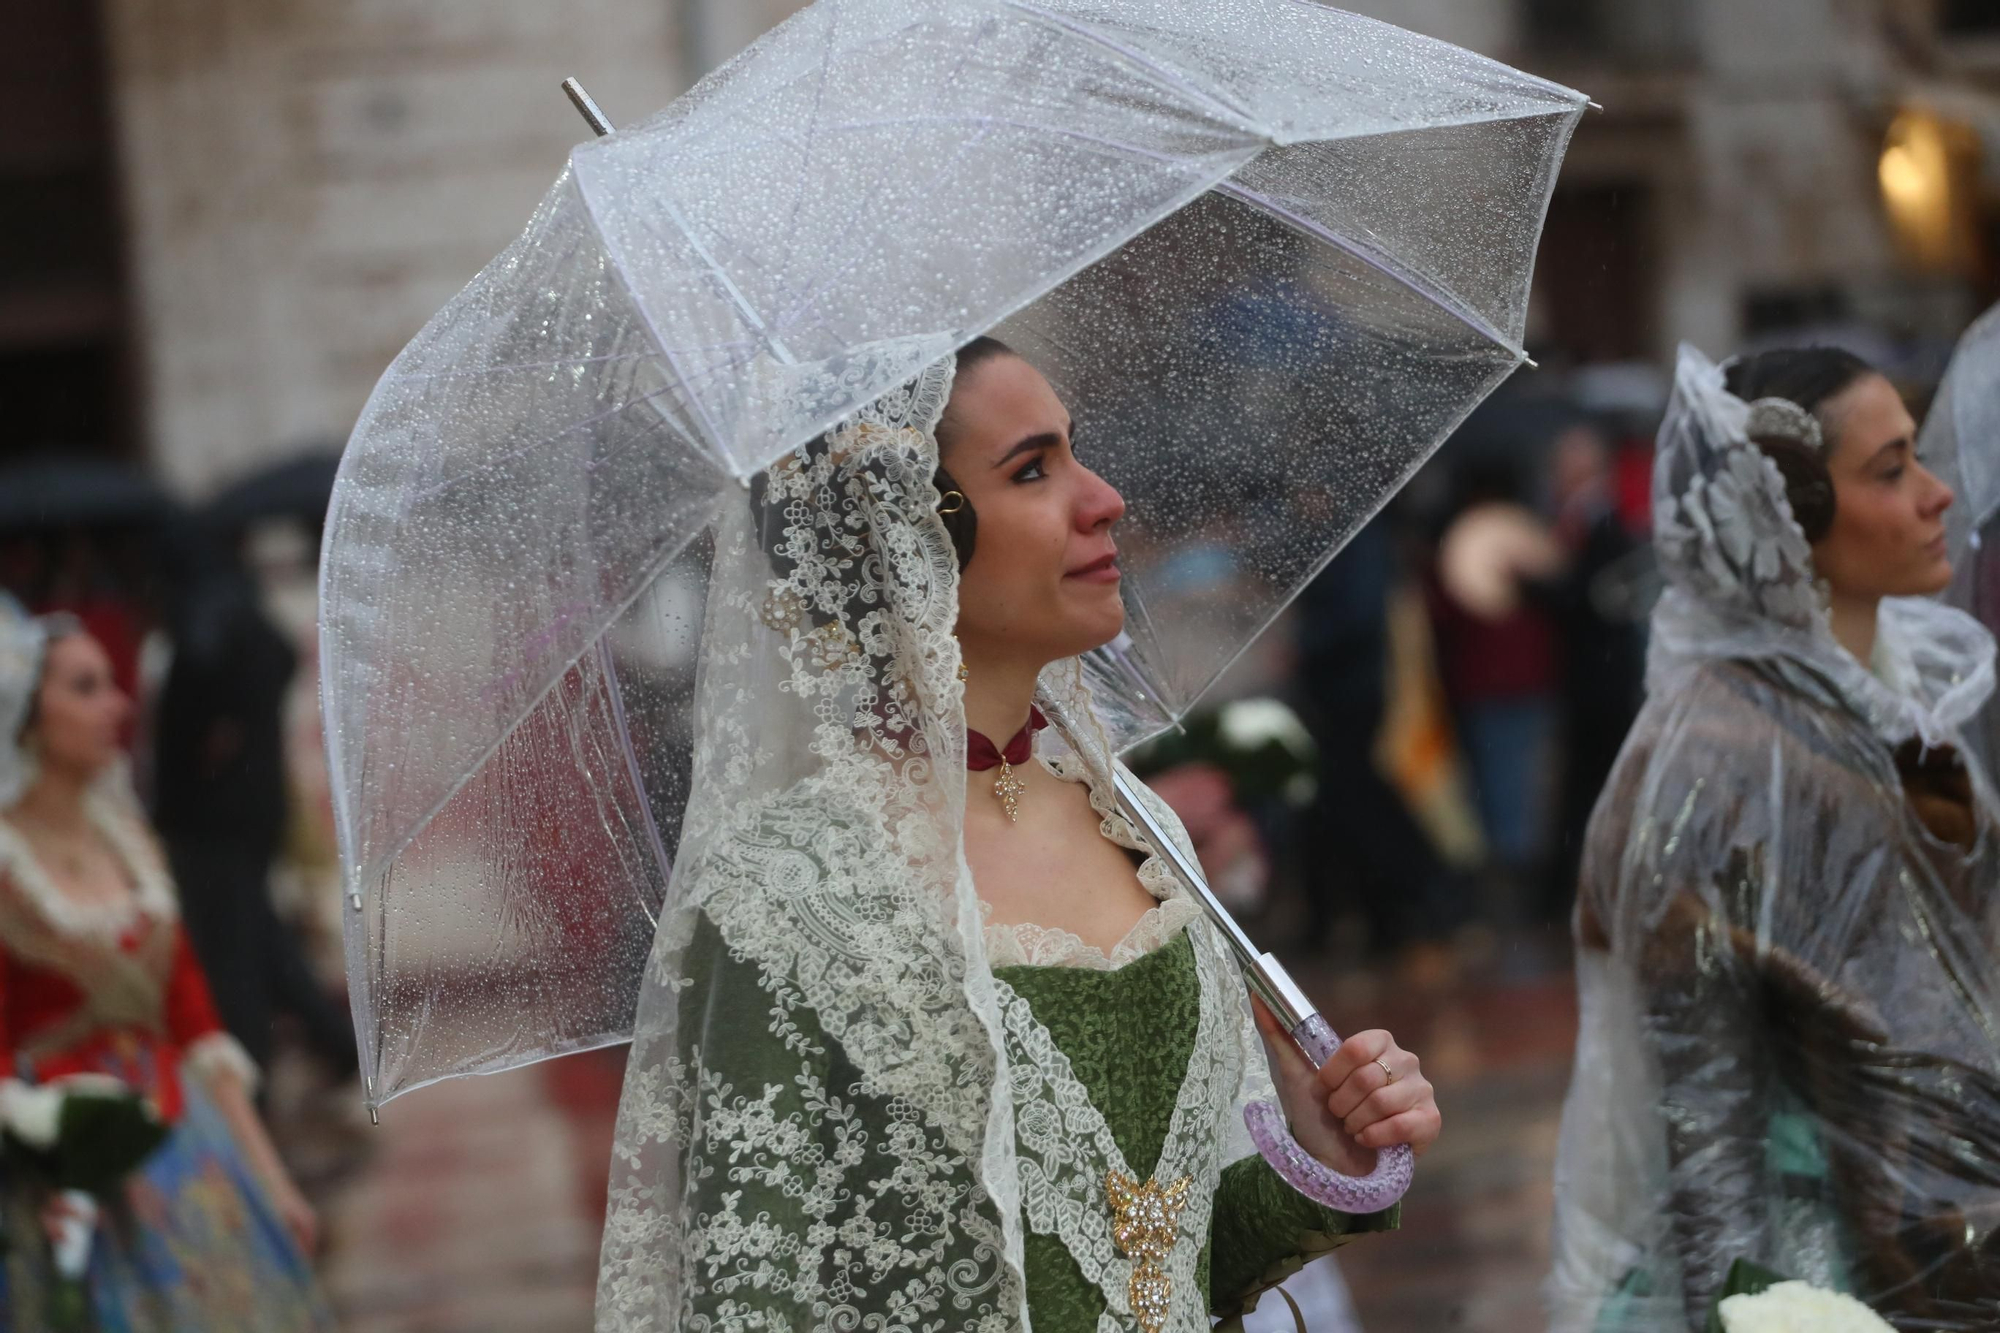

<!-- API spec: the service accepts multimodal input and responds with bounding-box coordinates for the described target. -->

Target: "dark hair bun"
[1748,433,1836,542]
[1724,346,1876,545]
[1723,346,1875,415]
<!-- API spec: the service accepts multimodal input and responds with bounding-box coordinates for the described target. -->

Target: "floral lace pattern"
[597,361,1271,1332]
[982,899,1201,972]
[1654,443,1820,630]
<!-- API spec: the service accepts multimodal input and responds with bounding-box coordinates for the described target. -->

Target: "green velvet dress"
[676,909,1395,1330]
[997,927,1397,1328]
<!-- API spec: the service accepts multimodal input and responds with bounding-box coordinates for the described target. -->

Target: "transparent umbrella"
[1927,299,2000,773]
[320,0,1587,1115]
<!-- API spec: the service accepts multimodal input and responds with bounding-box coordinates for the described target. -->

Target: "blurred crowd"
[1126,357,1663,987]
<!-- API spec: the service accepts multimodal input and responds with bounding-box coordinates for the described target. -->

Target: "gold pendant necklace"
[967,704,1048,826]
[993,759,1027,822]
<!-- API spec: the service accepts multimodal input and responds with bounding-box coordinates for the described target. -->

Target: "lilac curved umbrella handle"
[1244,1013,1415,1213]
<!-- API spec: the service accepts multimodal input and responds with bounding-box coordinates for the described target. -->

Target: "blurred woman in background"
[0,600,329,1331]
[1550,346,2000,1329]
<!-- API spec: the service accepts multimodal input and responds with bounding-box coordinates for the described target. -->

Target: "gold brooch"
[1106,1170,1189,1333]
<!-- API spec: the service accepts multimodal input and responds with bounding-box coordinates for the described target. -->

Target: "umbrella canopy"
[322,0,1586,1108]
[0,456,173,536]
[203,450,343,534]
[1928,299,2000,774]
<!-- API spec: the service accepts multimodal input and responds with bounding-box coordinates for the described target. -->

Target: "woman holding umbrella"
[315,5,1590,1330]
[596,339,1440,1331]
[1550,347,2000,1329]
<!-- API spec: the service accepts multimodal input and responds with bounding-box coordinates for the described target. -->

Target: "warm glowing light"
[1878,142,1930,209]
[1879,109,1972,271]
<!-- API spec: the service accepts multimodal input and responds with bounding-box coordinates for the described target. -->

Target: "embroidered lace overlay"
[596,362,1282,1332]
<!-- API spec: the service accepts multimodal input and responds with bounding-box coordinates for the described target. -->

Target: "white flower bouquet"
[1705,1258,1893,1333]
[1718,1281,1895,1332]
[1128,697,1319,809]
[1,1074,170,1330]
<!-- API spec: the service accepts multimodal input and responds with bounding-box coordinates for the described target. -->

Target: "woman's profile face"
[27,632,129,782]
[1813,373,1954,600]
[940,354,1127,665]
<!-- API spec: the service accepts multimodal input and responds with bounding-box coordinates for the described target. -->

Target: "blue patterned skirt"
[2,1079,332,1332]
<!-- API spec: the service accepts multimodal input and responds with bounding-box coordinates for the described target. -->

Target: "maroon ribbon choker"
[966,706,1047,822]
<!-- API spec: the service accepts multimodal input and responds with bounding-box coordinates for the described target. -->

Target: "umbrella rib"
[691,112,1201,339]
[409,351,744,512]
[998,0,1265,136]
[398,345,751,384]
[1214,178,1519,356]
[771,115,1004,336]
[563,170,736,456]
[655,195,798,366]
[593,637,674,929]
[347,489,726,907]
[405,379,686,507]
[768,112,1233,335]
[766,0,857,319]
[768,24,1004,334]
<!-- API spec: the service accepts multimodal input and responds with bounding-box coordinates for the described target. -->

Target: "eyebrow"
[991,421,1074,469]
[1866,435,1913,465]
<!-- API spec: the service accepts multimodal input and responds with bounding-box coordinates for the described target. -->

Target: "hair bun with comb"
[1745,397,1825,452]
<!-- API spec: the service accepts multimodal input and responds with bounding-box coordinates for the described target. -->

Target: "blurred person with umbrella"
[318,3,1586,1328]
[0,600,329,1329]
[1551,347,2000,1330]
[150,501,357,1090]
[0,456,179,716]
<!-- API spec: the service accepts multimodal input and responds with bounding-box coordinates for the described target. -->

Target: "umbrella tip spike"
[1523,355,1541,370]
[562,77,616,138]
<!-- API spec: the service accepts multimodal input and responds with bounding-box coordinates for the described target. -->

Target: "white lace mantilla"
[598,362,1271,1333]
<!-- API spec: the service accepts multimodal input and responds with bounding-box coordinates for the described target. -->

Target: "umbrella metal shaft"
[1041,701,1337,1067]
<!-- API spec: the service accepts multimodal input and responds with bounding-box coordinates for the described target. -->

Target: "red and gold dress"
[0,796,331,1332]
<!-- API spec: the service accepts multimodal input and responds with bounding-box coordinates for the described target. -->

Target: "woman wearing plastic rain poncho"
[595,340,1443,1333]
[1550,345,2000,1331]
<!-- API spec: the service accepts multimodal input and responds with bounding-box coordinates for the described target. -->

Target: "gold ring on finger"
[1374,1056,1397,1084]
